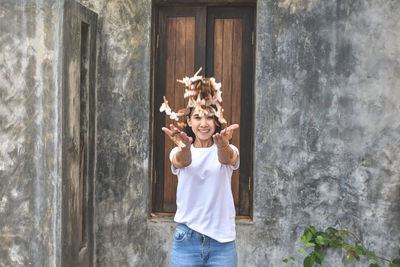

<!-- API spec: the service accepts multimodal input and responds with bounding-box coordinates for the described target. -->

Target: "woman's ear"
[187,117,192,127]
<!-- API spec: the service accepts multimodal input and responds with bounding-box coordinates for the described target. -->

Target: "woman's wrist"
[217,142,230,150]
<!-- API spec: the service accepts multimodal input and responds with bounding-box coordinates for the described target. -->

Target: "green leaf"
[307,243,315,248]
[369,263,379,267]
[329,239,340,248]
[304,255,315,267]
[298,249,306,254]
[344,252,353,264]
[316,235,325,245]
[340,231,350,238]
[320,232,330,239]
[354,245,366,255]
[342,244,352,252]
[389,263,396,267]
[306,231,313,242]
[301,231,313,243]
[367,251,378,260]
[309,226,316,235]
[314,250,324,262]
[283,258,289,263]
[392,258,400,264]
[353,252,360,261]
[327,227,338,234]
[289,257,295,261]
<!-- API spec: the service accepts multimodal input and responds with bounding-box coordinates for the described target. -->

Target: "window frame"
[150,1,256,220]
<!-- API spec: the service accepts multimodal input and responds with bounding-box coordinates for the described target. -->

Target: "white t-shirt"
[169,143,240,243]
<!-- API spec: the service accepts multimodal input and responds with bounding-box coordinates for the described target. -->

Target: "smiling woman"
[184,105,221,142]
[160,70,240,266]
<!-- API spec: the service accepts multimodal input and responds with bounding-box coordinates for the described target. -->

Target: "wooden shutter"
[153,5,254,217]
[207,6,254,216]
[153,7,206,213]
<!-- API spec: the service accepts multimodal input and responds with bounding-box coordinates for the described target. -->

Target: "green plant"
[283,225,400,267]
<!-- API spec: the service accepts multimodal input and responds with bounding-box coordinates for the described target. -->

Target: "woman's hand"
[213,124,239,166]
[162,124,192,168]
[162,124,193,150]
[212,124,239,148]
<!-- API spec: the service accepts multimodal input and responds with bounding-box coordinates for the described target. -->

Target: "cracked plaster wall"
[1,0,399,266]
[80,0,399,266]
[0,0,63,266]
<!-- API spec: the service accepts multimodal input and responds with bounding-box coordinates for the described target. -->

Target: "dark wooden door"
[62,0,97,265]
[153,5,254,217]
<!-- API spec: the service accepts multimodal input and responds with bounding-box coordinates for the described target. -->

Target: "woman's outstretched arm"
[162,124,193,168]
[213,124,239,166]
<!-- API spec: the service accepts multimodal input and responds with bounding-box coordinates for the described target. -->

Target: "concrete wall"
[79,0,399,266]
[252,0,400,265]
[0,0,63,266]
[1,0,399,266]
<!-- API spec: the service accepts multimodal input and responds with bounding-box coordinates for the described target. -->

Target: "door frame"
[61,0,97,265]
[150,0,256,219]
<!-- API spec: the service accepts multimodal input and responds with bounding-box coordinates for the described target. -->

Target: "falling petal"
[159,103,167,112]
[177,122,187,129]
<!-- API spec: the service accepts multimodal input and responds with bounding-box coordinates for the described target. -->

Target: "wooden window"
[152,4,255,218]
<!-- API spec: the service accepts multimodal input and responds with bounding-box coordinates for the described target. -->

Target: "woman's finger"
[227,124,239,131]
[170,124,181,136]
[162,127,174,136]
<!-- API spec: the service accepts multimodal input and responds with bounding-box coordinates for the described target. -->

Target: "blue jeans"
[171,224,237,267]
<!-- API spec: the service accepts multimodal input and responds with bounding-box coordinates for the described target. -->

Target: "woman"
[162,104,240,267]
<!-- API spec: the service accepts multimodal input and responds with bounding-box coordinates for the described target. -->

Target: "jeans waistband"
[176,223,196,237]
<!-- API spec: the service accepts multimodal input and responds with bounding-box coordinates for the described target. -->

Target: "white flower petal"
[159,103,166,112]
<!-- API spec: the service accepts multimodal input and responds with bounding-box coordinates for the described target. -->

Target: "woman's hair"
[183,105,223,143]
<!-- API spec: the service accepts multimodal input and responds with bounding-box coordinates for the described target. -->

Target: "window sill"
[148,213,253,225]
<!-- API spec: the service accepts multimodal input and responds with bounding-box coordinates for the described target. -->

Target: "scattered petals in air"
[160,67,227,129]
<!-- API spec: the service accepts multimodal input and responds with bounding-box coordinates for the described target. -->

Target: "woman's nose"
[200,117,207,126]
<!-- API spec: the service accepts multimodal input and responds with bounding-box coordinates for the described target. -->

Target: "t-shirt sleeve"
[169,146,181,175]
[229,144,240,170]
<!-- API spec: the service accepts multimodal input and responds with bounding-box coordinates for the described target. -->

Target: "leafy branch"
[283,225,400,267]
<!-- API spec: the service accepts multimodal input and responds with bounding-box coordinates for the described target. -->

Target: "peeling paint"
[278,0,321,14]
[9,245,24,265]
[0,196,8,213]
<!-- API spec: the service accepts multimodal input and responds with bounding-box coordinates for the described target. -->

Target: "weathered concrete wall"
[252,0,400,265]
[78,0,399,266]
[0,0,63,266]
[2,0,399,266]
[76,0,159,266]
[77,0,400,266]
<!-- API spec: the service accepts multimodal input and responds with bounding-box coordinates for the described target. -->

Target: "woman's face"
[187,108,216,142]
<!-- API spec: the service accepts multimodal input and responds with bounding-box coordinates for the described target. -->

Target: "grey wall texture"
[0,0,63,266]
[252,0,400,265]
[0,0,399,266]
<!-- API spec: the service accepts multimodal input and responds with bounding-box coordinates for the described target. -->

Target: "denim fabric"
[171,224,237,267]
